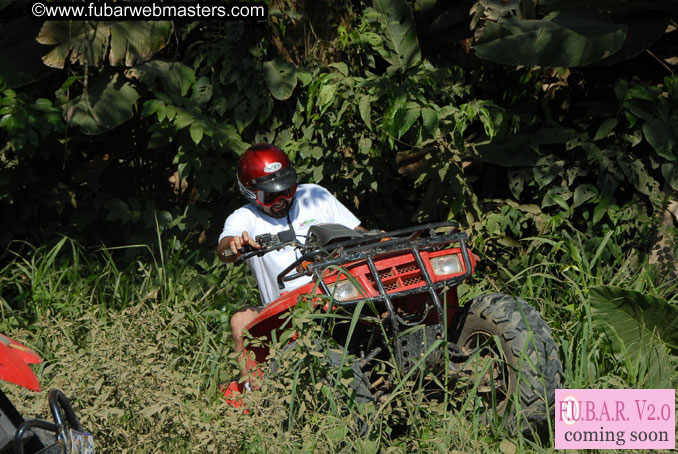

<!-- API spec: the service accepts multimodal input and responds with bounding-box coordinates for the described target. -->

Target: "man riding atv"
[217,144,562,438]
[217,143,366,384]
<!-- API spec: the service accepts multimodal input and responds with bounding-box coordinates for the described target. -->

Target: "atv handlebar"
[223,222,465,292]
[222,229,300,262]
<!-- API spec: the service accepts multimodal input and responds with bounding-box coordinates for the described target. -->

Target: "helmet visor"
[252,166,297,206]
[255,185,297,207]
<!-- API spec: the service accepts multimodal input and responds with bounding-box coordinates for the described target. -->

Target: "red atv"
[223,222,563,435]
[0,334,93,454]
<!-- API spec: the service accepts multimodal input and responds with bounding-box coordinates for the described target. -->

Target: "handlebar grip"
[221,248,237,259]
[222,244,255,259]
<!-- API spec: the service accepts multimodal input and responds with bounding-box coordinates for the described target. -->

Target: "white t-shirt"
[219,184,361,305]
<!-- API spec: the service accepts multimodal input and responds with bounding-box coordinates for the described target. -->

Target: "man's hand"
[229,231,261,255]
[218,231,261,262]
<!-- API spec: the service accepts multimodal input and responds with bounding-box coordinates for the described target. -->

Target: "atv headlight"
[332,279,361,301]
[430,255,462,276]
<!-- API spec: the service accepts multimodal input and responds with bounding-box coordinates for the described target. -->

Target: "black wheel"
[449,293,563,438]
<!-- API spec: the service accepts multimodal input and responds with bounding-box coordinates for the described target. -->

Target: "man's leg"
[230,307,261,381]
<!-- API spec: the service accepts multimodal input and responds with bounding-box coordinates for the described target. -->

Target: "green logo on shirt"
[299,218,317,229]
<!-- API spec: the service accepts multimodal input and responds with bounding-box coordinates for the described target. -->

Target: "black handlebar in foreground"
[15,389,86,454]
[222,229,299,262]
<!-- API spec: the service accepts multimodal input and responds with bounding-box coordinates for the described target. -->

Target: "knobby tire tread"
[452,293,563,438]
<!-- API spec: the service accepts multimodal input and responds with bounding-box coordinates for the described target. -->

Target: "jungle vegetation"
[1,0,677,452]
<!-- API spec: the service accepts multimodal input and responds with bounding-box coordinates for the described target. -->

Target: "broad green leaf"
[191,76,212,106]
[533,157,564,189]
[573,184,598,207]
[593,195,612,224]
[542,186,570,210]
[359,137,372,155]
[63,70,139,135]
[374,0,421,70]
[296,70,313,87]
[189,122,203,145]
[624,85,661,102]
[109,22,173,66]
[415,0,437,12]
[329,62,349,76]
[174,108,195,129]
[662,163,678,193]
[467,136,539,166]
[38,21,171,68]
[666,75,678,102]
[262,58,297,100]
[382,96,406,138]
[126,60,196,97]
[257,97,273,124]
[642,118,676,160]
[498,237,520,248]
[421,107,438,136]
[480,0,519,15]
[234,97,259,132]
[215,124,247,154]
[507,168,526,199]
[355,439,378,454]
[594,117,618,140]
[473,11,627,67]
[106,198,130,224]
[618,158,655,197]
[359,95,372,129]
[326,423,348,444]
[313,165,324,183]
[590,286,678,386]
[310,147,323,159]
[140,99,161,119]
[395,106,420,139]
[317,84,337,110]
[178,161,191,179]
[595,14,671,66]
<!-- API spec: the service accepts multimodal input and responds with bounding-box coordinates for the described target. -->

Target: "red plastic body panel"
[247,282,321,339]
[0,334,42,392]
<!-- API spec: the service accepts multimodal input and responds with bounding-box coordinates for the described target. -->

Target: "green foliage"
[0,229,676,452]
[0,0,676,260]
[263,58,298,100]
[589,286,678,388]
[467,0,676,67]
[64,70,140,135]
[0,2,677,451]
[474,12,627,67]
[36,21,173,69]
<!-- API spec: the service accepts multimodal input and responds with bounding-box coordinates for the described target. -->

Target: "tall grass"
[0,231,675,453]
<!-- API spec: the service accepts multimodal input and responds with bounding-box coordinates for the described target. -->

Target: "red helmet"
[237,144,298,207]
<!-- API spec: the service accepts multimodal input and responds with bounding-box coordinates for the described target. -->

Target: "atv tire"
[449,293,563,438]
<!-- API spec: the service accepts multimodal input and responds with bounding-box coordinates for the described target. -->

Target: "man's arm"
[217,231,260,263]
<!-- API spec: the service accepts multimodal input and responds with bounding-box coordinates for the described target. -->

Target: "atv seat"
[306,224,364,248]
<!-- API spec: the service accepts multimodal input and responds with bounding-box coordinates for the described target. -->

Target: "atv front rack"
[277,223,473,362]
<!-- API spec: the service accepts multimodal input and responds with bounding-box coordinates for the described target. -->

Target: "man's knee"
[230,308,259,334]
